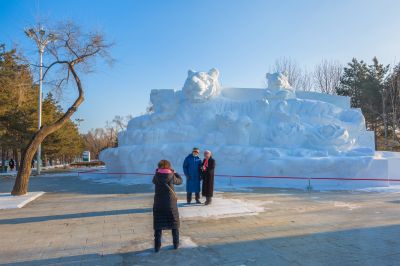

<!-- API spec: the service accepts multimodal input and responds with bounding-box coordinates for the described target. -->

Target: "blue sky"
[1,0,400,132]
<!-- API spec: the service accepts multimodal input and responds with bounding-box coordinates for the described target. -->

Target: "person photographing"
[152,160,182,252]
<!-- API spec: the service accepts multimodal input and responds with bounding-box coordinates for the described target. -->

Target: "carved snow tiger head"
[182,68,221,102]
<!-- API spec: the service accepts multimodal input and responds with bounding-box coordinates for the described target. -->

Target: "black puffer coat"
[153,171,183,230]
[201,157,215,197]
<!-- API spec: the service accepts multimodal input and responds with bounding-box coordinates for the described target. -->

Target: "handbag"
[155,174,178,200]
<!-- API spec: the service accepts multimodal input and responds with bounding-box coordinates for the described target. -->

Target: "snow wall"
[100,69,400,189]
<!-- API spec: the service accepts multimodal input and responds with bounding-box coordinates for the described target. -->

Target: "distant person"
[152,159,183,252]
[201,150,215,205]
[183,147,202,204]
[8,159,15,171]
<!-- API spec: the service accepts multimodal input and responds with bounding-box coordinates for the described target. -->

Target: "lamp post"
[25,27,57,175]
[75,118,84,127]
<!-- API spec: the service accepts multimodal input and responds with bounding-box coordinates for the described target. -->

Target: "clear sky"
[1,0,400,132]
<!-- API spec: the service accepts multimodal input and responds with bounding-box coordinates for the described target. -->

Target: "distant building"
[82,151,91,162]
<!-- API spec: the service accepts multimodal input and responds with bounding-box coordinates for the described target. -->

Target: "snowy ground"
[77,168,400,193]
[2,170,400,265]
[358,185,400,193]
[132,236,198,257]
[0,171,17,176]
[0,192,45,209]
[177,195,265,218]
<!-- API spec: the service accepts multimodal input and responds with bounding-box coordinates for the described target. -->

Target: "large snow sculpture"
[100,68,400,189]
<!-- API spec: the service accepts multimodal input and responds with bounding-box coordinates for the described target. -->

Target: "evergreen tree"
[337,57,389,131]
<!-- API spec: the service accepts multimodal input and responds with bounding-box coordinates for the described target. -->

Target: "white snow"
[178,196,265,218]
[99,69,400,190]
[358,185,400,193]
[332,201,360,210]
[78,170,152,185]
[0,171,17,176]
[77,169,400,192]
[0,192,45,209]
[134,236,198,256]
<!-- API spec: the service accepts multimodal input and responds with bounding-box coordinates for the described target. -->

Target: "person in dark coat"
[8,159,15,171]
[183,147,202,204]
[153,159,183,252]
[201,150,215,205]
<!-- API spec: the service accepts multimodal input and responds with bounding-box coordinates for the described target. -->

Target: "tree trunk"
[19,148,24,169]
[382,91,388,149]
[11,64,84,195]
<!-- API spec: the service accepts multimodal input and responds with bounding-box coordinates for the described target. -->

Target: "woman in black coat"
[201,150,215,205]
[152,159,183,252]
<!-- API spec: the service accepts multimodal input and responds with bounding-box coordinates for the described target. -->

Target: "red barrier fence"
[77,169,400,182]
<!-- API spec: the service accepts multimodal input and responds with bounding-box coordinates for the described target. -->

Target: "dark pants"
[187,192,200,203]
[154,229,179,248]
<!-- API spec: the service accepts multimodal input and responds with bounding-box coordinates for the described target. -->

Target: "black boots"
[154,229,180,252]
[195,193,201,204]
[172,229,179,249]
[187,192,201,204]
[204,197,212,205]
[154,229,162,252]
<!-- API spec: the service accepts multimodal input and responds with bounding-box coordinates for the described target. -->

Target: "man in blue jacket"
[183,147,202,204]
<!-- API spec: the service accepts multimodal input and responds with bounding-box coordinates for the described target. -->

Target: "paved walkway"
[0,173,400,265]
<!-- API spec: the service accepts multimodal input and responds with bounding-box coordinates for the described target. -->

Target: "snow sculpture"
[265,72,296,100]
[100,68,400,189]
[182,68,221,102]
[266,72,292,89]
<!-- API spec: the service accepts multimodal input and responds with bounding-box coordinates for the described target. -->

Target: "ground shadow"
[2,223,400,265]
[0,174,153,195]
[388,200,400,204]
[0,207,152,224]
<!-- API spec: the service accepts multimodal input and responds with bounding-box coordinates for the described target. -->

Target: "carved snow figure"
[265,72,296,100]
[182,68,221,102]
[99,68,400,189]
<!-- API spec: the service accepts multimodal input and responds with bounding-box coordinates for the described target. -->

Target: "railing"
[77,169,400,191]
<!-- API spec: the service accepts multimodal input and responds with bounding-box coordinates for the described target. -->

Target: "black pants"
[154,229,179,247]
[187,192,200,202]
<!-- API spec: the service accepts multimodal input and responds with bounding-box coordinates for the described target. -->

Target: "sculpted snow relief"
[101,68,382,181]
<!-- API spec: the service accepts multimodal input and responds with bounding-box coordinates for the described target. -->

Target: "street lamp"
[25,27,57,175]
[75,118,84,127]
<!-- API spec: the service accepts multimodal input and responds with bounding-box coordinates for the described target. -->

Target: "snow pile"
[358,185,400,193]
[178,197,265,218]
[0,171,17,177]
[79,171,152,185]
[100,69,400,189]
[0,192,45,209]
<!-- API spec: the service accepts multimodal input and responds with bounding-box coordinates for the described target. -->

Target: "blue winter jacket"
[183,154,202,193]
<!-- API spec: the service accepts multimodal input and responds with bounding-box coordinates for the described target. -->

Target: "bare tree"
[112,115,131,132]
[270,57,313,91]
[11,22,112,195]
[83,115,131,159]
[83,128,114,159]
[298,69,314,92]
[313,59,342,94]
